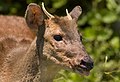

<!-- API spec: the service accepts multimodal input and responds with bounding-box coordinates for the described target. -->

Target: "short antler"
[66,9,72,20]
[41,2,54,18]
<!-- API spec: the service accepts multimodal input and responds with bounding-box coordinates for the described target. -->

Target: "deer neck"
[36,25,62,82]
[24,38,62,82]
[39,56,63,82]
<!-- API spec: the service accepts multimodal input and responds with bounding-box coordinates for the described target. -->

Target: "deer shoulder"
[0,15,35,82]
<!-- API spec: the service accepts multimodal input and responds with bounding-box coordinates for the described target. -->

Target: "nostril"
[80,59,94,71]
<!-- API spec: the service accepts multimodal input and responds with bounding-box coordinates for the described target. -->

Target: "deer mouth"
[69,60,93,76]
[74,64,91,76]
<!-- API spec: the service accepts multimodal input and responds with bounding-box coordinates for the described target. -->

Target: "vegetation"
[0,0,120,82]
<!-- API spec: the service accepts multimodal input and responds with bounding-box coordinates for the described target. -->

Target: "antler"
[42,2,54,18]
[66,9,72,20]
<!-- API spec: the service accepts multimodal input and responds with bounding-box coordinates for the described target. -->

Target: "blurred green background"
[0,0,120,82]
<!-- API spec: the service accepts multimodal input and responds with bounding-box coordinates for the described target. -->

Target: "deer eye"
[53,35,63,41]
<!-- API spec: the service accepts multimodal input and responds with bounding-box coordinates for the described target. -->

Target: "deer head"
[25,3,94,77]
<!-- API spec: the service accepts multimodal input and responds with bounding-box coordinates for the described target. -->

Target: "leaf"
[88,13,102,25]
[52,0,67,9]
[102,12,117,23]
[97,28,112,41]
[83,27,96,41]
[106,0,117,10]
[78,15,88,26]
[110,37,119,49]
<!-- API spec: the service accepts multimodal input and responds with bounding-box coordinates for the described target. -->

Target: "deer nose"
[80,56,94,71]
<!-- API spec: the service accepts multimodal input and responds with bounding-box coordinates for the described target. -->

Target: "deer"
[0,3,94,82]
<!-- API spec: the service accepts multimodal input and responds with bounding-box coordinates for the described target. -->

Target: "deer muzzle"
[70,55,94,76]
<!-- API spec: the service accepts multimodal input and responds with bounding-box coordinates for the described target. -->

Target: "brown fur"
[0,3,93,82]
[0,15,36,82]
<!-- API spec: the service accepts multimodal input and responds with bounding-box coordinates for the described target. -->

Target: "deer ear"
[25,3,44,32]
[70,6,82,21]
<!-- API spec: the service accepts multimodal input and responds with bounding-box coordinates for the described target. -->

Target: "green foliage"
[0,0,120,82]
[52,0,67,8]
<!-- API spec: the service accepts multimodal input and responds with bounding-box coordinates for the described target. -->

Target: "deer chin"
[74,67,90,76]
[69,62,91,76]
